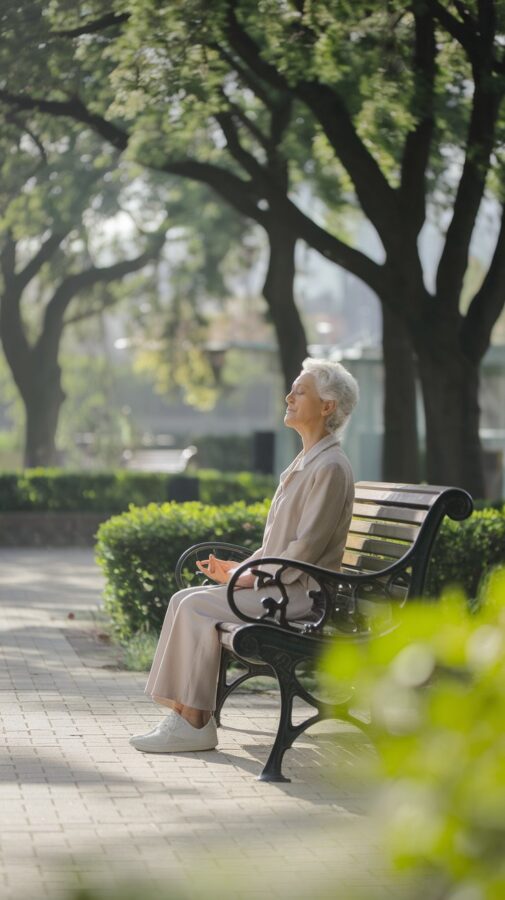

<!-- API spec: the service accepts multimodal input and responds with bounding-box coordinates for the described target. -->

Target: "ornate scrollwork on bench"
[226,553,415,639]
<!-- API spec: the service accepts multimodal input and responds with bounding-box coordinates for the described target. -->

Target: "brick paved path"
[0,548,407,900]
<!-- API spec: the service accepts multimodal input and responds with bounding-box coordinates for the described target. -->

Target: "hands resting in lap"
[196,554,255,588]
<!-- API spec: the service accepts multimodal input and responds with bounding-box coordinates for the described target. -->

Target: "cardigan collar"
[281,433,340,481]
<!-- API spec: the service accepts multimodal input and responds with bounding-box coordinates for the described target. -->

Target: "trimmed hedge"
[96,501,505,642]
[0,468,276,513]
[426,505,505,598]
[95,500,269,639]
[197,470,276,505]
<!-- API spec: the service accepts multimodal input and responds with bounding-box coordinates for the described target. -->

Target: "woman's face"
[284,372,334,433]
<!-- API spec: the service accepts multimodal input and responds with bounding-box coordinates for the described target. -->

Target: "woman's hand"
[228,567,256,588]
[196,555,235,584]
[196,555,255,588]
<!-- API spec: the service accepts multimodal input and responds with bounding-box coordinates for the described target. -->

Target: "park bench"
[175,481,473,782]
[122,445,197,473]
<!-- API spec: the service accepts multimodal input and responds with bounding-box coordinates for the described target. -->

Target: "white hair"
[302,357,359,436]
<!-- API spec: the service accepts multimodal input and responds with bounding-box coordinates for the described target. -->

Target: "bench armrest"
[175,542,251,590]
[226,552,418,634]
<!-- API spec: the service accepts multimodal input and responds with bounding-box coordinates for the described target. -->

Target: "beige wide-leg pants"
[145,581,313,711]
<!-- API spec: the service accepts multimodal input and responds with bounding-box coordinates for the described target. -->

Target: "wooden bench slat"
[356,481,447,494]
[348,518,420,542]
[345,533,408,559]
[352,502,429,525]
[341,550,400,572]
[354,487,439,508]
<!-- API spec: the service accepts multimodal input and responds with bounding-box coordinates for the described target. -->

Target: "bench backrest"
[341,481,473,601]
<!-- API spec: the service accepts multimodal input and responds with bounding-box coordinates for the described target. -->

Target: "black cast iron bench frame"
[175,481,473,782]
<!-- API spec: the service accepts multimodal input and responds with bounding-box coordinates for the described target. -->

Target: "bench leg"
[231,629,372,782]
[253,648,353,782]
[214,649,272,727]
[258,672,320,783]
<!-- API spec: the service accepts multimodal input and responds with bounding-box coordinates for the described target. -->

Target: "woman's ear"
[321,399,336,418]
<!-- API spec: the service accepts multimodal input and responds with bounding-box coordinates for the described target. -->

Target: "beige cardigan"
[248,433,354,584]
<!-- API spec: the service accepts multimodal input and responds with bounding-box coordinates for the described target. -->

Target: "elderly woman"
[130,357,359,753]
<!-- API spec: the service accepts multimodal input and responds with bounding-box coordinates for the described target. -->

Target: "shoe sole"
[131,743,218,753]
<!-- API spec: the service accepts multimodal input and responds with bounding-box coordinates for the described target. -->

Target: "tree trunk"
[381,304,420,482]
[22,359,66,467]
[417,346,484,498]
[263,224,308,394]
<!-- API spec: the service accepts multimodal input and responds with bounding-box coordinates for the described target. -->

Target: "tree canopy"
[1,1,505,493]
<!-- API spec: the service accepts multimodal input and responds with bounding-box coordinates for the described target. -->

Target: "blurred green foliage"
[95,499,269,639]
[321,568,505,899]
[0,468,275,512]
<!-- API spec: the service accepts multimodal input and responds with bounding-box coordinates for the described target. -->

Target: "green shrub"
[427,506,505,598]
[121,631,160,671]
[198,469,276,504]
[95,500,269,639]
[0,468,275,512]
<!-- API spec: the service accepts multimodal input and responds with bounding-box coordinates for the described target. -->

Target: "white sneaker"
[129,712,218,753]
[129,711,178,747]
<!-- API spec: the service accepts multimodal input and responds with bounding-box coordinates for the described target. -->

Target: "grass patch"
[121,631,159,671]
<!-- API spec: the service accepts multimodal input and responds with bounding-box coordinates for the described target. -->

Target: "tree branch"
[219,90,270,153]
[426,0,479,58]
[294,81,399,240]
[218,91,291,192]
[0,90,128,152]
[39,236,164,357]
[17,231,69,293]
[224,1,289,94]
[215,111,267,182]
[268,97,292,192]
[270,95,292,150]
[278,196,386,297]
[158,157,268,225]
[454,1,477,30]
[213,42,275,108]
[0,233,31,382]
[3,110,48,169]
[431,0,503,74]
[474,1,497,69]
[399,6,437,236]
[435,76,498,306]
[63,292,121,327]
[51,12,129,38]
[476,0,494,45]
[461,204,505,361]
[0,231,16,284]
